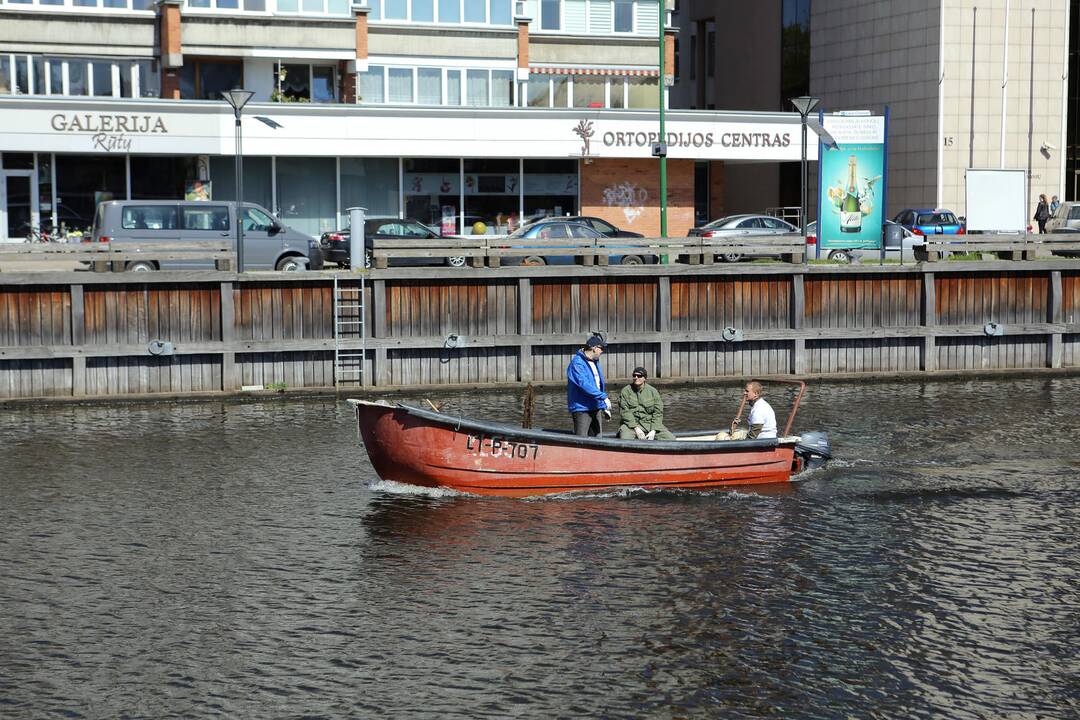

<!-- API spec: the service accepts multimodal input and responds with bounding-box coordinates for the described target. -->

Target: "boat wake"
[369,479,467,499]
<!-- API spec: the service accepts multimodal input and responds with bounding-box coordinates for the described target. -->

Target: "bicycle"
[21,225,56,243]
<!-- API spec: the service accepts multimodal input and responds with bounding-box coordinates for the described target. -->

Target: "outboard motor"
[794,431,832,471]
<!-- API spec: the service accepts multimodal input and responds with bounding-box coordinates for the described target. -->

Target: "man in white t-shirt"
[743,381,777,439]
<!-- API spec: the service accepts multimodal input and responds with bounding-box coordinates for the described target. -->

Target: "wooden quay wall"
[1,261,1079,400]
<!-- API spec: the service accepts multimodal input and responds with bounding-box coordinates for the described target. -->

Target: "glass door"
[1,172,35,242]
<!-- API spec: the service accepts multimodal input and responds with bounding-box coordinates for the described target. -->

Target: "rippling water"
[2,378,1079,718]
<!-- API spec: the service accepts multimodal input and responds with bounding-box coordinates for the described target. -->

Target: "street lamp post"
[221,89,255,272]
[790,96,821,265]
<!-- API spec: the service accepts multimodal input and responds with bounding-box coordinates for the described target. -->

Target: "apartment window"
[706,29,715,78]
[551,74,568,106]
[610,78,625,108]
[464,0,484,21]
[361,65,385,103]
[627,77,658,108]
[466,69,488,106]
[274,62,337,102]
[613,0,633,32]
[68,61,88,96]
[438,0,459,21]
[540,0,560,29]
[418,68,441,104]
[388,67,414,102]
[183,59,243,100]
[384,0,407,18]
[413,0,434,20]
[447,69,462,104]
[489,0,510,24]
[491,70,513,106]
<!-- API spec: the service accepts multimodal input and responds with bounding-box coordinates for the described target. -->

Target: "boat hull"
[354,401,798,497]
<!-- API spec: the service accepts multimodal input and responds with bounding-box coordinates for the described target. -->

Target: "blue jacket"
[566,349,607,413]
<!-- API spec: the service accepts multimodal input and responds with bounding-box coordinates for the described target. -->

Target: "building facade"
[672,0,1070,224]
[0,0,818,243]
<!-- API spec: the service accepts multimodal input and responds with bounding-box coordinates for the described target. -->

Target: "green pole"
[658,3,668,263]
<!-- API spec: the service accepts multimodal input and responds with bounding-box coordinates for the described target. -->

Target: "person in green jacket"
[618,367,675,440]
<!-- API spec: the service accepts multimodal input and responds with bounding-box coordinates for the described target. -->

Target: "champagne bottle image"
[840,155,862,233]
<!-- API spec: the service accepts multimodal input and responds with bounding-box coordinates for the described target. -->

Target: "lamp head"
[221,88,255,112]
[790,96,821,117]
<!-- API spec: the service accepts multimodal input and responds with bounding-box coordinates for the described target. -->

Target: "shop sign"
[48,112,170,152]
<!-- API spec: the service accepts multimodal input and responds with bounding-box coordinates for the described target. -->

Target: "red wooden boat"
[349,382,831,498]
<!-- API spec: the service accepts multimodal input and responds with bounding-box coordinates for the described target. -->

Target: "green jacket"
[619,383,666,432]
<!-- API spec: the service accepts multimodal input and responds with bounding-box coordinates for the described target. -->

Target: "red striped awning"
[530,67,659,77]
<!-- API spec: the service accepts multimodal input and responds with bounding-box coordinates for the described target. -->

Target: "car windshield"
[917,212,958,225]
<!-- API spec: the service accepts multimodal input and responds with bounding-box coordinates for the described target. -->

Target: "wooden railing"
[0,241,235,271]
[369,234,807,268]
[914,232,1080,261]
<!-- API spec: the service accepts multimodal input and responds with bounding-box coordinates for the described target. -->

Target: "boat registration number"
[466,434,539,459]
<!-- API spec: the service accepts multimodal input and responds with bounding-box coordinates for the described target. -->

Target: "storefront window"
[573,76,604,108]
[38,154,54,229]
[526,77,549,107]
[523,159,577,223]
[130,156,199,200]
[209,156,273,212]
[276,157,337,237]
[552,75,568,107]
[340,158,400,226]
[404,158,459,234]
[464,159,518,235]
[627,77,658,108]
[55,154,126,233]
[610,78,625,109]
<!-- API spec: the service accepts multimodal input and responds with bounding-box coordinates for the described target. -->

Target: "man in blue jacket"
[567,334,611,436]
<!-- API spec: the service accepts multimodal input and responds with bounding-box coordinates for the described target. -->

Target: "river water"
[1,378,1079,719]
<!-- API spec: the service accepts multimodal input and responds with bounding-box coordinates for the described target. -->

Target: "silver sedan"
[687,214,799,262]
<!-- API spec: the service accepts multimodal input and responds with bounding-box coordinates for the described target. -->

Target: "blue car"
[893,208,965,237]
[504,220,656,266]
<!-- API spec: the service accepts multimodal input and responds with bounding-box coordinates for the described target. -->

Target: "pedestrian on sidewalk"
[1034,194,1051,234]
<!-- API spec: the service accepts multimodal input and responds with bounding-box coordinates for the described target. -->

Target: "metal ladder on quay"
[332,273,366,387]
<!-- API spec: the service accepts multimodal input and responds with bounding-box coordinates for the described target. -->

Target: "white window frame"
[276,61,339,103]
[363,62,516,106]
[0,0,158,12]
[362,0,512,25]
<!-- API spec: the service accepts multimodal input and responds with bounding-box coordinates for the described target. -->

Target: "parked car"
[1047,200,1080,232]
[805,220,922,263]
[1049,225,1080,256]
[893,208,965,237]
[560,216,645,239]
[91,200,322,271]
[321,216,468,268]
[500,219,655,265]
[688,214,799,262]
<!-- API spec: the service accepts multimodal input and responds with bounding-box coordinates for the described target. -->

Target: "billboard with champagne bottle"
[817,114,887,251]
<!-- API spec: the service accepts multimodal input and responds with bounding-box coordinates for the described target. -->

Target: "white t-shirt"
[748,398,777,439]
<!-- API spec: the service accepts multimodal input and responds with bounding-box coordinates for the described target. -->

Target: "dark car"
[688,213,799,262]
[320,216,467,268]
[502,220,655,265]
[893,208,965,237]
[561,216,645,239]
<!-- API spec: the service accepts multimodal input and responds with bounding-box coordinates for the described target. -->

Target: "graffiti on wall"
[602,181,649,224]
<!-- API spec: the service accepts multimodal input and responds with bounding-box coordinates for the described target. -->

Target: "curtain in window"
[361,66,384,103]
[446,70,461,105]
[418,68,441,105]
[491,70,513,107]
[466,69,488,106]
[388,68,413,103]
